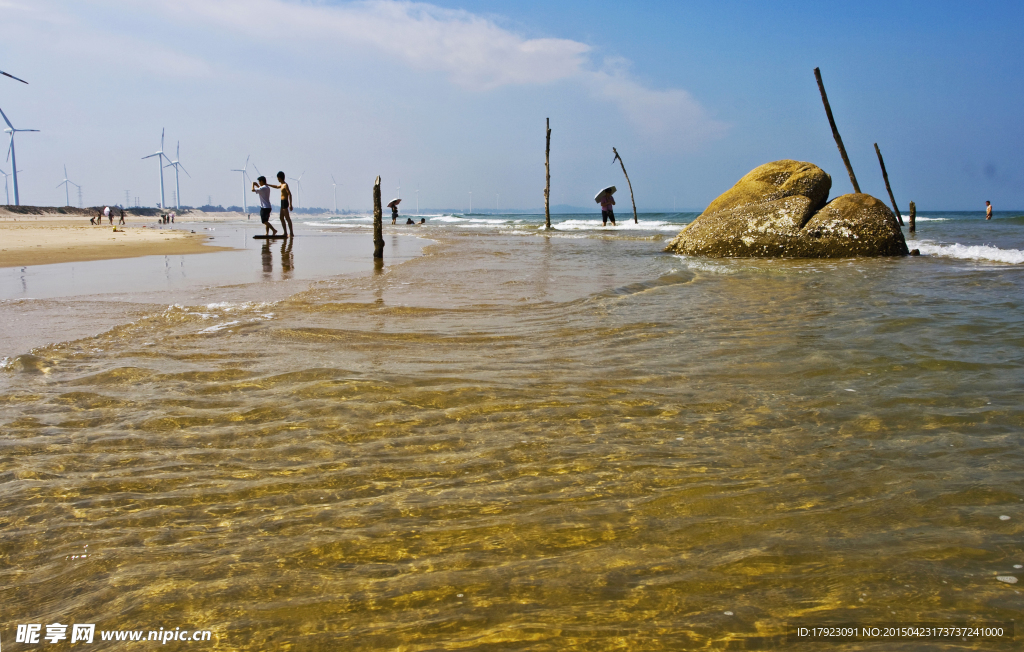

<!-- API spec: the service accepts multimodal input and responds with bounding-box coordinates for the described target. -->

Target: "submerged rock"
[666,160,909,258]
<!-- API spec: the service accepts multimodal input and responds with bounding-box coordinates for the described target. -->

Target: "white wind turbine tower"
[56,165,80,206]
[0,167,14,205]
[231,155,251,216]
[288,170,304,208]
[331,174,339,213]
[164,141,190,209]
[1,105,39,206]
[141,128,172,208]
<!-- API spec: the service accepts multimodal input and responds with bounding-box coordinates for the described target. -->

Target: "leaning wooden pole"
[874,143,904,225]
[814,67,861,194]
[544,118,551,230]
[908,201,916,235]
[612,147,638,224]
[373,176,384,259]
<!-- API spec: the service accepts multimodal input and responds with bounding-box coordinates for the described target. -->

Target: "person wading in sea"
[986,201,993,220]
[600,192,616,226]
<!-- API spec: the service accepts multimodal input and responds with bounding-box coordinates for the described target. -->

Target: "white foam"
[911,216,950,222]
[199,321,241,333]
[554,219,681,232]
[916,242,1024,264]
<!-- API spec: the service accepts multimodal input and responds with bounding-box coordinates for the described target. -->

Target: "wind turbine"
[141,128,171,208]
[1,69,28,84]
[163,141,190,209]
[1,105,39,206]
[56,165,80,207]
[0,167,15,205]
[230,155,251,215]
[288,170,304,208]
[331,174,339,213]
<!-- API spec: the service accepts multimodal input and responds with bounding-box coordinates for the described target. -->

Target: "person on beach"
[986,201,992,220]
[94,209,102,225]
[251,176,279,237]
[269,172,294,238]
[391,204,398,225]
[600,193,616,226]
[104,206,111,224]
[118,208,125,225]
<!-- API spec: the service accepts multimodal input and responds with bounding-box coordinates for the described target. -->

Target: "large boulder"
[666,160,909,258]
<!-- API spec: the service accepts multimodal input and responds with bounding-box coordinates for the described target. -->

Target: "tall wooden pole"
[874,143,904,225]
[373,176,384,259]
[544,118,551,230]
[612,147,638,224]
[814,67,861,194]
[908,200,916,235]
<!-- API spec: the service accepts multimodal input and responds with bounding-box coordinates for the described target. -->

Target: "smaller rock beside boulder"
[666,160,909,258]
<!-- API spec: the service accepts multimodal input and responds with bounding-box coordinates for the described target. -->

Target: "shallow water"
[1,211,1023,649]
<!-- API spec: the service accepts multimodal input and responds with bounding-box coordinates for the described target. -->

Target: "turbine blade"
[0,70,29,84]
[0,106,14,130]
[17,129,40,133]
[180,164,191,178]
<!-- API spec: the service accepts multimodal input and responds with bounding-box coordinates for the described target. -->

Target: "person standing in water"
[391,204,399,225]
[986,201,993,220]
[600,192,616,226]
[269,172,294,238]
[251,176,279,237]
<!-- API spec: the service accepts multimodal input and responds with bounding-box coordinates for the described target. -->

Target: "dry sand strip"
[0,221,234,268]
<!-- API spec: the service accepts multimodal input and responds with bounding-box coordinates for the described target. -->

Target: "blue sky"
[1,0,1020,211]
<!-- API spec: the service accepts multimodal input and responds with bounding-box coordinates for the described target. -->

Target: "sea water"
[1,210,1022,649]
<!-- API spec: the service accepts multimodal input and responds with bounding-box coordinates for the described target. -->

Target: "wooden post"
[544,118,551,230]
[874,143,904,225]
[814,67,861,193]
[373,176,384,259]
[908,201,916,235]
[612,147,638,224]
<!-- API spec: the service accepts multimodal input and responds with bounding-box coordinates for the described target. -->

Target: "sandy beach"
[0,209,245,268]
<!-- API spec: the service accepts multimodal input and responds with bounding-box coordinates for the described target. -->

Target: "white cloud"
[153,0,727,144]
[2,0,213,79]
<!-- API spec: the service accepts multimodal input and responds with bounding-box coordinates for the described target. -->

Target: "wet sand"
[0,220,232,268]
[0,223,426,358]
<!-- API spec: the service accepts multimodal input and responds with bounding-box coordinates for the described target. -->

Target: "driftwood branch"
[874,143,904,225]
[373,176,384,259]
[611,147,638,224]
[544,118,551,230]
[814,67,861,194]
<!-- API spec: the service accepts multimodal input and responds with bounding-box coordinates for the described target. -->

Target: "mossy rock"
[666,160,909,258]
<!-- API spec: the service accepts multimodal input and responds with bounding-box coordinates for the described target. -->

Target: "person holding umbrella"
[388,198,401,225]
[596,186,617,226]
